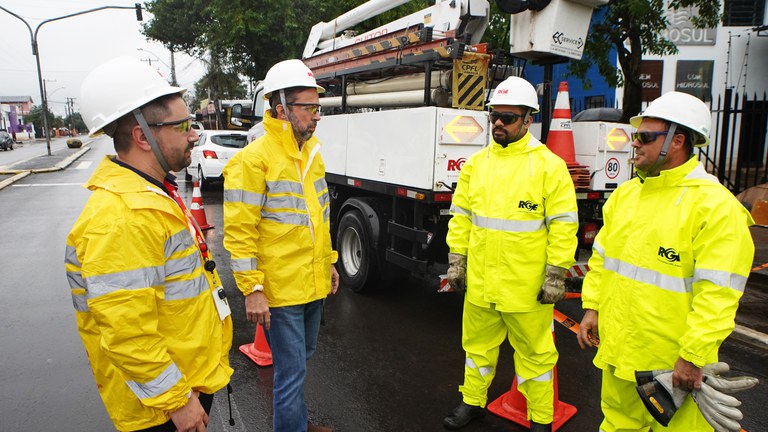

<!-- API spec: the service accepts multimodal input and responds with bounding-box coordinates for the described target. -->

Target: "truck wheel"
[337,210,377,292]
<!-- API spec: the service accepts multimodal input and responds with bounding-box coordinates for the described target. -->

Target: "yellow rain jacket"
[447,132,578,312]
[65,157,233,431]
[223,111,337,306]
[582,157,754,381]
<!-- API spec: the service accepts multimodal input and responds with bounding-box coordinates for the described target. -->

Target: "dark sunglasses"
[147,115,196,133]
[287,102,322,115]
[631,131,669,145]
[489,111,524,125]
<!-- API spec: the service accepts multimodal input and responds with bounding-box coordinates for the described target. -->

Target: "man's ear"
[131,125,152,152]
[275,103,286,120]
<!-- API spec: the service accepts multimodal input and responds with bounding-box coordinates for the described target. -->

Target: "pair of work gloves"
[446,253,567,303]
[635,362,759,432]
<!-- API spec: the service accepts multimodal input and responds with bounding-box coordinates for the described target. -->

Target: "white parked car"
[186,130,249,188]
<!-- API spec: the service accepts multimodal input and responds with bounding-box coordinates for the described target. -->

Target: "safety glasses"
[489,111,524,125]
[148,115,196,133]
[287,103,322,115]
[631,131,669,145]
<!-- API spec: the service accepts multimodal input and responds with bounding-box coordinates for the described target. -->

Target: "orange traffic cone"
[190,181,213,230]
[239,323,273,367]
[487,331,577,431]
[546,82,577,165]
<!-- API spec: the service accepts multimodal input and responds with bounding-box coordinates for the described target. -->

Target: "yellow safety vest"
[582,157,755,381]
[223,112,337,306]
[447,132,579,312]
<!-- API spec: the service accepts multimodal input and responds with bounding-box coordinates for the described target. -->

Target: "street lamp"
[0,3,143,156]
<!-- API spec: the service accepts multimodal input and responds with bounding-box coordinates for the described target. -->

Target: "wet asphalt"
[0,139,765,432]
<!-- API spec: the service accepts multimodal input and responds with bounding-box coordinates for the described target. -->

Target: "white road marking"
[12,183,83,187]
[74,161,93,170]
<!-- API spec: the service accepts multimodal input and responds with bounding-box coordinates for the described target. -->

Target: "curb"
[0,143,92,191]
[0,171,32,190]
[731,324,768,350]
[31,144,92,173]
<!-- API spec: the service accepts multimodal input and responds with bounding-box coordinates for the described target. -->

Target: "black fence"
[698,89,768,195]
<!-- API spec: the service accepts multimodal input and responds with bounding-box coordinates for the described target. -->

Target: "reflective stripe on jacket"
[223,111,337,306]
[65,156,233,431]
[447,132,578,312]
[582,157,754,381]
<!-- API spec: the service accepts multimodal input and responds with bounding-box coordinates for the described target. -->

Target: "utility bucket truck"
[243,0,618,292]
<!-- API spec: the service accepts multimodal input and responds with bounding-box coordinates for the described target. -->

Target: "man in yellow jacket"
[223,59,339,432]
[443,76,578,431]
[66,57,233,432]
[577,91,755,431]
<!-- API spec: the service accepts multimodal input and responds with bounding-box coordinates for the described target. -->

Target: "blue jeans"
[265,300,323,432]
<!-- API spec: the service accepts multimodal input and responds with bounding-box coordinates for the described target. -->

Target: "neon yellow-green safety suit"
[223,111,337,305]
[582,157,755,431]
[66,157,233,431]
[447,132,578,423]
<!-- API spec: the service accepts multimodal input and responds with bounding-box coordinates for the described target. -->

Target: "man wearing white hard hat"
[577,91,756,431]
[223,59,338,432]
[443,76,578,431]
[66,57,233,432]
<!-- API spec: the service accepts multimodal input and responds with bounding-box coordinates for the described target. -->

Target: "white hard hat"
[630,91,711,147]
[80,56,186,137]
[262,59,325,100]
[488,76,540,113]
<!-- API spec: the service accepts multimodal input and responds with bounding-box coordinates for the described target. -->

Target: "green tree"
[26,105,57,138]
[568,0,721,122]
[142,0,434,85]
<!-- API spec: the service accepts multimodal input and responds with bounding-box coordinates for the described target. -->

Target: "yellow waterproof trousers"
[459,299,558,424]
[599,367,713,432]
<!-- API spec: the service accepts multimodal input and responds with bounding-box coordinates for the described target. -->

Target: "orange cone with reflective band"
[547,82,578,165]
[190,181,213,230]
[487,330,576,430]
[239,323,273,367]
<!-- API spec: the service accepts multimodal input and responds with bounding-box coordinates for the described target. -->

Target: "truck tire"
[337,209,378,292]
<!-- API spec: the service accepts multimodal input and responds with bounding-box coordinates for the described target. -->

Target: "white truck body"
[316,107,488,192]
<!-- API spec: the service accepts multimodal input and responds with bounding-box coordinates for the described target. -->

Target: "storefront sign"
[660,3,716,46]
[640,60,663,101]
[675,60,714,102]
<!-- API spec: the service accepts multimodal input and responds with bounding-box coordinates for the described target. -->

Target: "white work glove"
[447,253,467,292]
[692,362,759,432]
[537,264,567,304]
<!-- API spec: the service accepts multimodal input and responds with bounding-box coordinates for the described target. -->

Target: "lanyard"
[163,179,217,275]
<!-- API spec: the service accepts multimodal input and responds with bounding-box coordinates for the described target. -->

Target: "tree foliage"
[142,0,435,94]
[568,0,721,121]
[26,105,60,138]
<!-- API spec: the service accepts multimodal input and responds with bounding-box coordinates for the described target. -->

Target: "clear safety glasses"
[287,103,322,115]
[148,115,196,133]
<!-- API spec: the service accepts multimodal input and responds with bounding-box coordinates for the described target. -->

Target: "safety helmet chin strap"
[514,108,532,142]
[645,122,677,176]
[279,89,304,148]
[133,108,171,173]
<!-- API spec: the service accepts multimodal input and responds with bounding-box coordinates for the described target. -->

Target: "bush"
[66,138,83,148]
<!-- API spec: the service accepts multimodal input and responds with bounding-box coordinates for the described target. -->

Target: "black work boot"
[529,420,552,432]
[442,402,486,430]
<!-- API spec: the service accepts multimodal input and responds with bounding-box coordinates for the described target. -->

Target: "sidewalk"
[0,140,91,190]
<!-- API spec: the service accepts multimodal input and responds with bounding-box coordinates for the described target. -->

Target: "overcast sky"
[0,0,206,116]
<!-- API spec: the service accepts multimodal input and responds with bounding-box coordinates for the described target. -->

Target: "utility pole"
[0,3,143,155]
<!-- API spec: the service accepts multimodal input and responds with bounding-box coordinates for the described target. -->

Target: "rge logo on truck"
[447,158,467,171]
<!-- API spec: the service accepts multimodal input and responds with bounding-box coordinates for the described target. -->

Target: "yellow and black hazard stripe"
[452,52,490,110]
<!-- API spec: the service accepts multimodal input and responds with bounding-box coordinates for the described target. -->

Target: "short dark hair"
[269,87,307,117]
[675,124,695,156]
[112,93,180,153]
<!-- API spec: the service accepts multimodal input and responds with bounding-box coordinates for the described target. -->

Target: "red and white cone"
[547,81,578,165]
[190,181,213,230]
